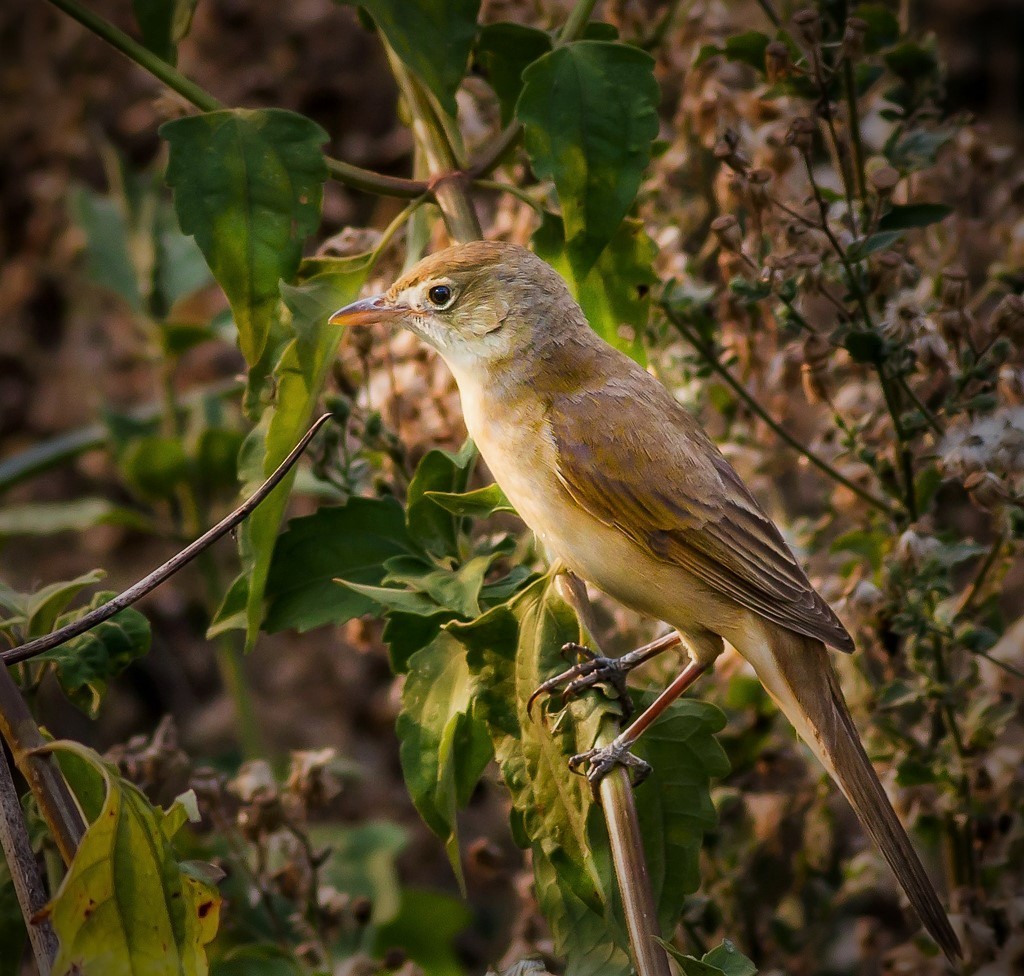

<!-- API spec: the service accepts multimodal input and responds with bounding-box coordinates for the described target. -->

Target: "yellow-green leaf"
[41,742,220,976]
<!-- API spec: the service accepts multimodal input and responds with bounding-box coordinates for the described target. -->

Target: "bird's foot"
[569,739,652,791]
[527,642,634,719]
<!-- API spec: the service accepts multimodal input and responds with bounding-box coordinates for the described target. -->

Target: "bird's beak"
[328,294,408,327]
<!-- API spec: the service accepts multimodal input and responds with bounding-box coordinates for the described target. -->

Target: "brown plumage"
[330,240,961,960]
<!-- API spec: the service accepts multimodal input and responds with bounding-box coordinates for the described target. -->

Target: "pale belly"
[456,377,739,654]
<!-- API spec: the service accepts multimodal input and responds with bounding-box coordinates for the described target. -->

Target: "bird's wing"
[548,373,854,652]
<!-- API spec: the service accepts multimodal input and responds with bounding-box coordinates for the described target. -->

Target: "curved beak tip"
[328,294,397,327]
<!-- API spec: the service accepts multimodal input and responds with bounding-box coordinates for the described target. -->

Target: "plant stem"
[599,770,672,976]
[877,368,918,520]
[554,572,670,976]
[560,0,602,41]
[662,306,897,517]
[0,667,85,866]
[45,0,427,199]
[955,531,1007,619]
[386,50,481,243]
[0,744,58,973]
[896,374,944,436]
[842,59,869,204]
[3,415,333,666]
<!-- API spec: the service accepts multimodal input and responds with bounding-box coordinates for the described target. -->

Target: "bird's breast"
[453,373,726,636]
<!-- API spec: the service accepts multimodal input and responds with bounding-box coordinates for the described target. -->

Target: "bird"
[329,239,961,960]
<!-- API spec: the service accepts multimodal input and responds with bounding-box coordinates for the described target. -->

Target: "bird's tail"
[736,622,961,961]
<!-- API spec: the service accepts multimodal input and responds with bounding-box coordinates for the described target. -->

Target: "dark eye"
[427,284,453,307]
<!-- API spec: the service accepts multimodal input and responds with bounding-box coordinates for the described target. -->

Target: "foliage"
[2,1,1024,974]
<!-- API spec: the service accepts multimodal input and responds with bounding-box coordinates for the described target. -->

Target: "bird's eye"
[427,284,453,307]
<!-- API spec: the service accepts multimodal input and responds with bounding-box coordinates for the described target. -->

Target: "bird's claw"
[569,740,652,793]
[526,643,634,719]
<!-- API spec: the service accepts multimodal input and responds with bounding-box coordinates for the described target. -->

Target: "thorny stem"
[662,305,897,517]
[2,415,333,666]
[0,744,58,973]
[46,0,427,200]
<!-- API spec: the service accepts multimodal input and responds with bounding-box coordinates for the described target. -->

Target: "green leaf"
[69,187,143,311]
[661,939,757,976]
[883,40,938,82]
[425,483,515,518]
[456,574,630,975]
[24,570,107,638]
[843,330,885,364]
[628,694,730,933]
[132,0,198,65]
[161,108,328,366]
[398,631,493,887]
[0,858,26,976]
[896,756,938,787]
[214,266,367,648]
[37,592,151,717]
[723,30,770,71]
[382,610,456,673]
[371,888,472,976]
[0,500,148,537]
[312,820,407,926]
[345,0,481,117]
[883,128,954,171]
[119,435,191,501]
[877,203,952,231]
[211,946,302,976]
[405,441,475,557]
[533,212,656,363]
[846,230,905,261]
[263,496,417,633]
[518,41,659,278]
[383,552,496,619]
[853,4,900,52]
[475,22,552,124]
[41,742,219,976]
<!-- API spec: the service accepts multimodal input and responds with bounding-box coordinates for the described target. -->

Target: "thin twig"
[2,415,333,666]
[662,305,897,517]
[954,531,1008,620]
[46,0,427,199]
[0,745,58,973]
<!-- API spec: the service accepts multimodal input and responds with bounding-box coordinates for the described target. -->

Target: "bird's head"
[329,241,582,373]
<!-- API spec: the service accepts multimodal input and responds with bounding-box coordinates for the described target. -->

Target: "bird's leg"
[569,659,708,790]
[527,631,682,719]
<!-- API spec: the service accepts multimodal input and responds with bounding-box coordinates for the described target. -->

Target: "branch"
[661,304,898,517]
[45,0,427,199]
[0,667,85,866]
[554,572,671,976]
[0,745,58,973]
[3,414,332,666]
